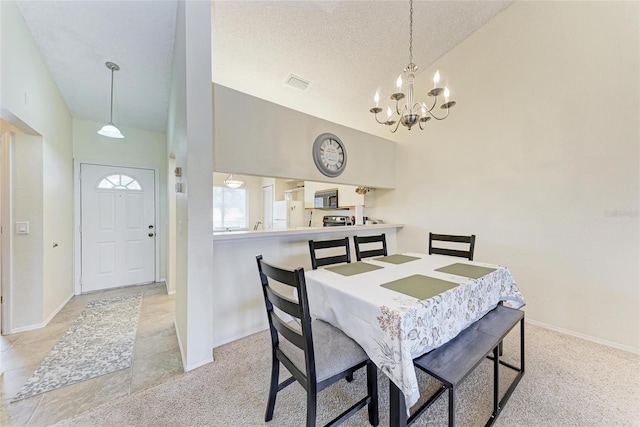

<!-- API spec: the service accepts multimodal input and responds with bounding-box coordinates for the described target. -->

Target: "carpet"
[11,293,143,402]
[54,322,640,427]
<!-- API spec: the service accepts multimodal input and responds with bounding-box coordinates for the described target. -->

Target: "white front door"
[80,164,155,292]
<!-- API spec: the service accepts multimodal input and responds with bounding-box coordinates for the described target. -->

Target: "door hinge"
[1,295,3,304]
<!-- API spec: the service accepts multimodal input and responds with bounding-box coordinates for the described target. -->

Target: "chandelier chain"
[409,0,413,65]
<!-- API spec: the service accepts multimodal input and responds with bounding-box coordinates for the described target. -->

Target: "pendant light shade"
[97,123,124,139]
[224,174,245,188]
[97,61,124,139]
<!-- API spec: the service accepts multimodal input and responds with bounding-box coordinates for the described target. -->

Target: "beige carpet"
[56,322,640,426]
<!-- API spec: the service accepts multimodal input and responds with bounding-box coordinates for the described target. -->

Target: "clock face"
[312,133,347,177]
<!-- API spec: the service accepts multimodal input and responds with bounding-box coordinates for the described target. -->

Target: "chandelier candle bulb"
[444,87,450,103]
[396,75,402,92]
[433,70,440,89]
[374,92,379,108]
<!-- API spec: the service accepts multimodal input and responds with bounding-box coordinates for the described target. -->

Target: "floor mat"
[11,293,143,402]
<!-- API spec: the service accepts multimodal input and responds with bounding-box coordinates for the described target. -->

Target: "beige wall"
[1,0,74,331]
[73,118,168,282]
[371,1,639,352]
[212,84,397,189]
[10,133,44,327]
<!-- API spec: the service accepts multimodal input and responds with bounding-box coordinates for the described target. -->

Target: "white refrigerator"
[273,200,305,230]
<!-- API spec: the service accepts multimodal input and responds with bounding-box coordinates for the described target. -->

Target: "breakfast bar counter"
[213,223,404,242]
[211,223,403,348]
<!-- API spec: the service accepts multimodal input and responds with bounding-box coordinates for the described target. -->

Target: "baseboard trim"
[43,292,74,326]
[212,324,269,349]
[9,292,73,334]
[184,356,214,372]
[174,319,186,370]
[173,319,214,372]
[526,318,639,355]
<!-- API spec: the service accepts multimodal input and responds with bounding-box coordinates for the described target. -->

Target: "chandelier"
[369,0,456,133]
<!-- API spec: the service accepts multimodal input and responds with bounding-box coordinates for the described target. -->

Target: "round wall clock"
[312,133,347,177]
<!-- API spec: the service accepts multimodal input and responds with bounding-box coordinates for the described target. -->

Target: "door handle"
[148,233,154,237]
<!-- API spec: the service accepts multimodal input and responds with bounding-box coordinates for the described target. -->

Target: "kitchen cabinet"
[303,181,329,208]
[337,184,364,208]
[303,181,364,208]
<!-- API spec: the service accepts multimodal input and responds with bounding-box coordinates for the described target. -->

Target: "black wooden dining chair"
[256,255,379,427]
[308,237,351,270]
[353,234,388,261]
[428,233,476,261]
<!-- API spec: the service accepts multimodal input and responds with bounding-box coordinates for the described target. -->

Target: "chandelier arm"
[389,119,402,133]
[424,96,438,112]
[395,99,405,116]
[419,119,426,130]
[425,107,451,121]
[373,112,390,125]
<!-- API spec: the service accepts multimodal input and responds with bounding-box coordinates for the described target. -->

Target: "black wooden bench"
[408,305,525,427]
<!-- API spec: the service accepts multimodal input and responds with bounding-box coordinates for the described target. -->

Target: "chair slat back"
[256,255,316,382]
[429,232,476,261]
[308,237,351,269]
[354,234,388,261]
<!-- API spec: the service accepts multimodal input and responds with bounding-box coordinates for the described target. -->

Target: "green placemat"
[374,254,421,264]
[434,263,497,279]
[381,274,458,300]
[325,262,384,276]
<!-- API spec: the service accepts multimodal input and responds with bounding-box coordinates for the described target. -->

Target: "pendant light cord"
[109,66,115,123]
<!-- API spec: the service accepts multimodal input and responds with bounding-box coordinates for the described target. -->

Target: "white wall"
[213,84,397,189]
[371,1,639,352]
[167,0,214,370]
[73,118,168,282]
[1,0,74,331]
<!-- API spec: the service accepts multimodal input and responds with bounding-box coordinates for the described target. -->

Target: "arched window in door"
[97,174,143,191]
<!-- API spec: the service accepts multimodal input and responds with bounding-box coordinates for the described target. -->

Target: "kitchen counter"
[213,223,404,243]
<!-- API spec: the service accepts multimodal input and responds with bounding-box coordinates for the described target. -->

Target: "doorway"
[76,162,158,293]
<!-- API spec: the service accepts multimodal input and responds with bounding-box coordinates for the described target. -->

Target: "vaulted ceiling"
[16,0,514,140]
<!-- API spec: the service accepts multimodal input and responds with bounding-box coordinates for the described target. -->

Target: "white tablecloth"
[304,253,525,409]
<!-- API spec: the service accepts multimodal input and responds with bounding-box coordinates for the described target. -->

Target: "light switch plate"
[16,221,29,234]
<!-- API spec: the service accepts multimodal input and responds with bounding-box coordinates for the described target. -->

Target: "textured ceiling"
[16,0,177,133]
[15,1,513,138]
[211,1,514,142]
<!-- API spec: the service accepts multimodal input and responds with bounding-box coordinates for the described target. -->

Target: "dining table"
[304,252,525,426]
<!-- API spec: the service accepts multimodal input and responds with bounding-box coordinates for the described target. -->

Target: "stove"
[322,215,353,227]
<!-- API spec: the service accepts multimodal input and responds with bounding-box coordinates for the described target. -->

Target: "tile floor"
[1,282,181,426]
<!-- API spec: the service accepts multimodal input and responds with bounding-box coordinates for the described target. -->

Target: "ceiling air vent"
[284,74,310,91]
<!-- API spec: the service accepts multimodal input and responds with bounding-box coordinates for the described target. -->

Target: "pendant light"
[97,61,124,139]
[224,174,245,189]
